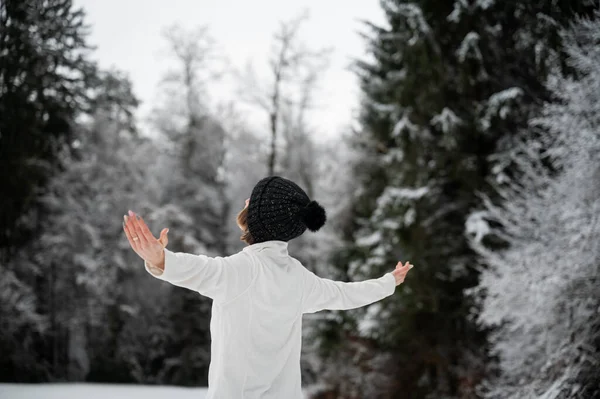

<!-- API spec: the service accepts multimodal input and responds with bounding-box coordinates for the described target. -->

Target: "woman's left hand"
[123,210,169,269]
[392,261,413,286]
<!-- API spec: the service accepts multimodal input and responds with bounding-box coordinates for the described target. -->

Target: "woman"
[123,175,413,399]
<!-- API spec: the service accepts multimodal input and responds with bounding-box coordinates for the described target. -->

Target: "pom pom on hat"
[298,200,327,232]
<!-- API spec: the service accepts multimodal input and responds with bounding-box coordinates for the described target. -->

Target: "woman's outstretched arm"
[143,248,253,303]
[301,261,413,314]
[123,210,253,303]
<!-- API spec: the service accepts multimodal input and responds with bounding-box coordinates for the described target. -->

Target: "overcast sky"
[74,0,385,143]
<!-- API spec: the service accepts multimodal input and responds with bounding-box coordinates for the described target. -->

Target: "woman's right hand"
[123,210,169,270]
[392,261,413,286]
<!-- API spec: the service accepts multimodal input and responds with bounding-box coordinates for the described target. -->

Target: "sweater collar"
[243,240,289,256]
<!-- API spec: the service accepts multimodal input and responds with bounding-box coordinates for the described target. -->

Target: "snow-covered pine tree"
[38,71,160,382]
[0,0,94,245]
[0,67,163,382]
[147,25,232,385]
[311,1,597,397]
[466,9,600,399]
[0,256,48,380]
[0,0,105,381]
[0,0,97,257]
[79,71,170,383]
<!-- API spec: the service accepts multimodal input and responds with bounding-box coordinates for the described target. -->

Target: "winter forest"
[1,0,599,398]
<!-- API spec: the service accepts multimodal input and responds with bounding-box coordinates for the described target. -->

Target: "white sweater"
[144,239,396,399]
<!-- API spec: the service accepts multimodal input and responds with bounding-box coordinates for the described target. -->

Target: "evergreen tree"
[78,71,167,383]
[467,9,600,398]
[311,1,596,397]
[0,0,100,382]
[3,69,155,382]
[0,253,48,381]
[148,25,230,385]
[0,0,96,261]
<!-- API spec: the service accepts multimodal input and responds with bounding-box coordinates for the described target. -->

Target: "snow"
[348,259,363,275]
[0,383,315,399]
[370,101,397,116]
[448,0,494,22]
[430,107,462,133]
[371,186,429,226]
[383,186,429,201]
[391,114,418,138]
[487,87,523,110]
[403,207,416,226]
[465,210,490,243]
[381,219,400,230]
[0,383,208,399]
[357,302,383,336]
[356,230,382,246]
[386,69,407,82]
[381,148,404,165]
[390,3,431,46]
[456,32,481,63]
[447,1,465,23]
[480,87,524,130]
[476,0,495,10]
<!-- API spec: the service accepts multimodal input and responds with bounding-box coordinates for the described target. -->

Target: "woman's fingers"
[397,261,411,270]
[125,215,141,245]
[123,216,141,254]
[395,261,414,276]
[125,214,149,259]
[136,214,158,243]
[128,211,149,246]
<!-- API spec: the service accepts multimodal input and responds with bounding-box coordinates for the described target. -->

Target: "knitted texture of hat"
[247,176,326,243]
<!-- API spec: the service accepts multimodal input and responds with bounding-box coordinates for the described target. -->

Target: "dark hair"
[236,205,255,245]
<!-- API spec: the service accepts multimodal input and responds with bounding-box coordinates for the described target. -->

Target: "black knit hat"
[247,175,327,243]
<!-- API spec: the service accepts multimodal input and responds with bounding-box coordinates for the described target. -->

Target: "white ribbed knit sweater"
[144,239,396,399]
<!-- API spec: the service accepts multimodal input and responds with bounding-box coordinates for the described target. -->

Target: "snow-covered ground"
[0,383,319,398]
[0,383,208,399]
